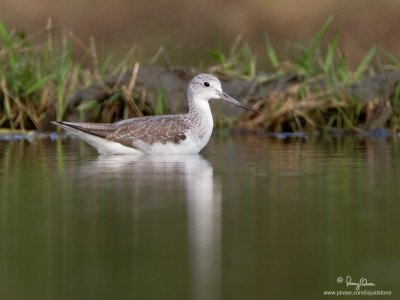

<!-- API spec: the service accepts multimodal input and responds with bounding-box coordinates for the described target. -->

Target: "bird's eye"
[203,82,210,87]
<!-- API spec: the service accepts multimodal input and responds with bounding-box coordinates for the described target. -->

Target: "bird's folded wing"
[106,116,189,149]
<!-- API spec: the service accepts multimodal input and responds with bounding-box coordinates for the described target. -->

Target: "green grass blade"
[392,83,400,115]
[266,37,279,69]
[3,96,14,129]
[380,47,400,65]
[209,50,225,65]
[0,21,18,73]
[324,29,340,73]
[299,16,334,74]
[0,21,11,45]
[77,99,98,111]
[243,44,256,78]
[354,46,376,81]
[23,74,55,96]
[309,16,334,54]
[155,86,168,115]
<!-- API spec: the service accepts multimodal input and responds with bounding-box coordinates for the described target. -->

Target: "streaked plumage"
[52,74,257,155]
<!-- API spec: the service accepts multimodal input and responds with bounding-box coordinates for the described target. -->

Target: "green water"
[0,136,399,299]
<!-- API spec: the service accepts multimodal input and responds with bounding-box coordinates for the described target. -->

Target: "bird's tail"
[51,121,141,155]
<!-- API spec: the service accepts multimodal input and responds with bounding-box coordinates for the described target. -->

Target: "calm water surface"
[0,136,399,299]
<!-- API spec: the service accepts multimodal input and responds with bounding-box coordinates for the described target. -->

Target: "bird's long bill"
[217,91,258,113]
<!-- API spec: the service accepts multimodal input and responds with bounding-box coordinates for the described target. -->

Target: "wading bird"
[52,74,257,155]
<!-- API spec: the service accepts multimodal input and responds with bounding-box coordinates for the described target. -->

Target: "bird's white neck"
[187,94,214,145]
[189,95,212,121]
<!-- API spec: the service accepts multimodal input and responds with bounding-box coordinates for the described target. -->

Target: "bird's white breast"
[145,101,214,155]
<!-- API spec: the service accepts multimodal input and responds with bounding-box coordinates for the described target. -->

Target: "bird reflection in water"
[83,154,222,300]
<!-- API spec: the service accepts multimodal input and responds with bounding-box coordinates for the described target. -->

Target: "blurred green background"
[2,0,400,66]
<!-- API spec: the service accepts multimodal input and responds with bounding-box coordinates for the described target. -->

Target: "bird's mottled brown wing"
[106,115,190,148]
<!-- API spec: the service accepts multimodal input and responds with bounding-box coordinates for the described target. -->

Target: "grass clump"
[0,20,78,129]
[0,19,146,131]
[211,17,400,133]
[209,35,257,80]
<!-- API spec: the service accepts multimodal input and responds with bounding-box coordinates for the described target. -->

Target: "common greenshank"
[52,73,257,155]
